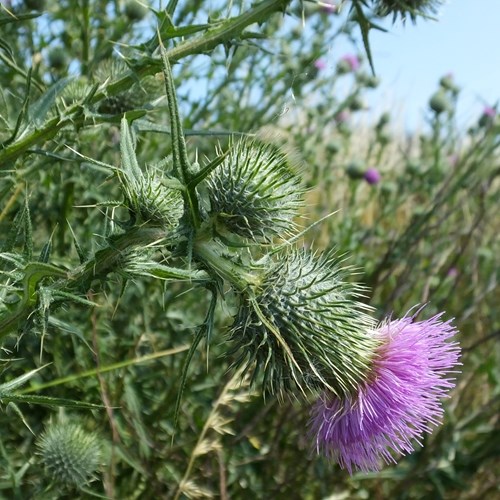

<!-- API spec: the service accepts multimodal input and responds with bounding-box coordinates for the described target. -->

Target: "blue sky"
[363,0,500,127]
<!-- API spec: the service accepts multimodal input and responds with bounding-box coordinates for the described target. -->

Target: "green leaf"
[0,394,104,409]
[120,116,143,181]
[27,77,72,128]
[187,149,230,189]
[0,365,48,393]
[0,11,41,27]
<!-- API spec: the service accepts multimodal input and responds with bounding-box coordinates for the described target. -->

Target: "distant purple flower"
[309,313,460,474]
[364,167,380,185]
[340,54,360,72]
[314,59,327,71]
[447,267,458,279]
[335,110,350,123]
[320,2,337,14]
[482,106,496,119]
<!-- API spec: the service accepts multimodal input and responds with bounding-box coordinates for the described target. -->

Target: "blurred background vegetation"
[0,0,498,498]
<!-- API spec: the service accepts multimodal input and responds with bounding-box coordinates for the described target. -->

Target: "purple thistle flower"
[309,313,460,474]
[314,59,327,71]
[364,167,381,185]
[320,2,337,14]
[482,106,496,119]
[341,54,360,72]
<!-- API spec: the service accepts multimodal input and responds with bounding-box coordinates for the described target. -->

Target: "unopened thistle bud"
[207,140,304,241]
[134,172,184,227]
[374,0,445,22]
[229,249,379,398]
[37,422,101,487]
[96,60,162,114]
[124,0,148,22]
[429,91,451,115]
[47,47,67,71]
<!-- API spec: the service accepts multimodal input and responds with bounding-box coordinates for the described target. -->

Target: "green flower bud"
[356,72,380,88]
[326,141,342,155]
[37,422,101,487]
[406,160,422,176]
[349,95,364,112]
[124,0,148,21]
[345,160,365,180]
[95,60,162,114]
[135,173,184,228]
[374,0,445,22]
[429,91,451,115]
[207,140,304,241]
[48,47,67,71]
[229,250,378,398]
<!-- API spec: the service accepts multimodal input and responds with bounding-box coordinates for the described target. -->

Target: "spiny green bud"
[37,422,101,487]
[326,141,342,155]
[95,60,162,114]
[374,0,444,22]
[229,250,379,398]
[429,91,451,115]
[207,140,304,241]
[124,0,148,21]
[349,95,364,112]
[356,72,380,88]
[135,172,184,227]
[47,47,67,71]
[345,160,365,180]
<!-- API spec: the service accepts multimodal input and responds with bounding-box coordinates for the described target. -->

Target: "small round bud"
[356,72,380,88]
[345,160,365,180]
[336,54,360,74]
[124,0,148,22]
[47,47,67,71]
[406,160,422,176]
[478,106,496,127]
[326,141,342,155]
[37,422,101,487]
[349,95,364,112]
[364,167,381,185]
[207,140,304,241]
[429,91,451,115]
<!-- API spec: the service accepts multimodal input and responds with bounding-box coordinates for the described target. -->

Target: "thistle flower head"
[337,54,360,74]
[373,0,445,23]
[37,421,101,487]
[229,249,379,398]
[314,59,327,71]
[309,312,460,474]
[207,140,304,241]
[364,167,381,185]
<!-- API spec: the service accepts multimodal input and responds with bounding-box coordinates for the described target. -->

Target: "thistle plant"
[0,0,489,496]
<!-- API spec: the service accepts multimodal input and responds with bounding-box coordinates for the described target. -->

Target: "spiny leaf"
[1,394,104,409]
[0,364,49,393]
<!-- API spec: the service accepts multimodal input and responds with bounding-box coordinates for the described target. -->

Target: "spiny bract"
[229,249,379,398]
[207,140,304,241]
